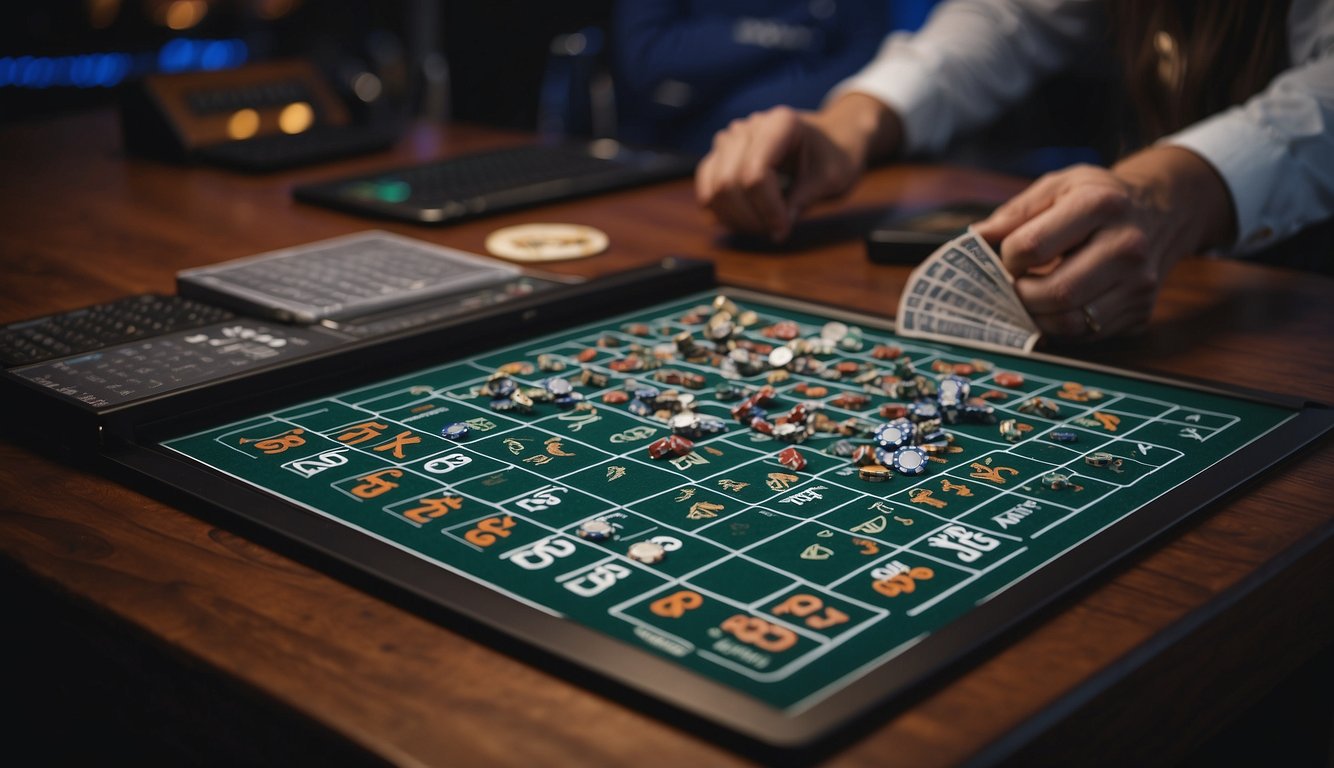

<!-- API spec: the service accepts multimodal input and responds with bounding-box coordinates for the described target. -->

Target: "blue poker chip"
[543,377,573,396]
[937,374,971,405]
[628,399,652,416]
[919,429,949,446]
[489,397,517,412]
[490,377,517,396]
[874,419,915,449]
[890,445,928,475]
[907,401,940,422]
[633,387,661,402]
[441,422,470,440]
[698,416,728,434]
[829,439,857,457]
[874,446,896,466]
[961,403,998,424]
[1048,430,1079,443]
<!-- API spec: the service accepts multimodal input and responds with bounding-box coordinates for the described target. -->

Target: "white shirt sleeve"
[828,0,1104,155]
[1163,0,1334,253]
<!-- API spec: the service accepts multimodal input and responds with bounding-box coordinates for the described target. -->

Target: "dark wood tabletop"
[2,111,1331,767]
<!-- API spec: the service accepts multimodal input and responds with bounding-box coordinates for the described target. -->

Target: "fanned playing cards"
[896,227,1041,353]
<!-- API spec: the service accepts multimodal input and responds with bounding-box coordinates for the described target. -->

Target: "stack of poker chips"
[479,371,585,413]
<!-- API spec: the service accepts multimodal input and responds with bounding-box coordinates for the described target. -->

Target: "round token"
[907,401,940,422]
[829,439,857,457]
[485,223,609,262]
[874,419,915,449]
[647,437,675,459]
[858,464,891,482]
[937,374,971,405]
[879,403,909,420]
[578,519,615,541]
[1085,451,1115,467]
[777,446,807,471]
[441,422,470,440]
[821,321,849,342]
[1048,430,1079,443]
[890,446,928,475]
[995,371,1025,388]
[768,346,795,369]
[627,540,667,564]
[1042,472,1070,490]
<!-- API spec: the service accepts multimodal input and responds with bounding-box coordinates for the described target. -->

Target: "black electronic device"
[176,231,522,324]
[291,140,699,224]
[119,59,395,172]
[0,294,234,368]
[865,201,997,264]
[0,233,616,450]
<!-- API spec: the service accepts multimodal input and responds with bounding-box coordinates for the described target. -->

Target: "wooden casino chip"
[485,222,609,262]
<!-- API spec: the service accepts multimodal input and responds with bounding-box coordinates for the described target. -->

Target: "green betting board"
[158,288,1305,747]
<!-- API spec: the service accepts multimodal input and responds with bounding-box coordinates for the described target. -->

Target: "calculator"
[176,231,522,324]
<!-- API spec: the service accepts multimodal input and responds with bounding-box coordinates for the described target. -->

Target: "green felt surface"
[162,290,1295,712]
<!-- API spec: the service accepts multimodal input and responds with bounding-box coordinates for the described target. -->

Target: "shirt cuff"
[1164,107,1297,254]
[827,33,951,156]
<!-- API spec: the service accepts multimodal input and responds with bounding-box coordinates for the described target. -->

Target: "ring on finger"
[1082,304,1102,335]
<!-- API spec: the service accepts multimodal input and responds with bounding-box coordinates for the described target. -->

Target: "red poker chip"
[777,446,807,471]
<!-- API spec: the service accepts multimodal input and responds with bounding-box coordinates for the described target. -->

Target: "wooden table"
[2,112,1331,767]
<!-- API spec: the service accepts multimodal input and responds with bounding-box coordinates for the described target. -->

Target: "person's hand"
[695,94,901,241]
[972,146,1236,341]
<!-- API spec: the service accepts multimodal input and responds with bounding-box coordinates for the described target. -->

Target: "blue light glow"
[1,38,248,89]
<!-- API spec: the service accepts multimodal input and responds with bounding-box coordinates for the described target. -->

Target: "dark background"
[0,0,613,130]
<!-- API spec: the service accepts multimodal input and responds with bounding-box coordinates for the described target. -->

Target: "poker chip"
[441,422,470,440]
[821,321,849,342]
[858,464,891,482]
[647,437,675,459]
[1042,472,1071,490]
[851,444,878,466]
[829,439,857,457]
[1048,430,1079,443]
[777,446,807,471]
[485,223,609,262]
[627,540,667,564]
[1084,451,1115,467]
[543,377,573,396]
[937,374,971,405]
[890,446,928,476]
[577,519,615,541]
[874,419,914,449]
[995,371,1025,388]
[907,401,940,422]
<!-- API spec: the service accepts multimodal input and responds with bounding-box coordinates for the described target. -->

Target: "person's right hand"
[696,95,898,241]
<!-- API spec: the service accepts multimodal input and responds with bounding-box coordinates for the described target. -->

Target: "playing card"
[896,227,1040,352]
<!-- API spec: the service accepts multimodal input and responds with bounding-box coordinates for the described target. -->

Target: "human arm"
[695,0,1102,239]
[972,148,1235,339]
[973,0,1334,340]
[694,93,902,241]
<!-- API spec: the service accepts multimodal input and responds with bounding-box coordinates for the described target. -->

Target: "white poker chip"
[627,541,666,564]
[485,223,609,262]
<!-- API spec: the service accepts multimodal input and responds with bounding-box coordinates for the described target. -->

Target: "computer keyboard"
[0,293,234,367]
[176,231,521,324]
[292,140,699,224]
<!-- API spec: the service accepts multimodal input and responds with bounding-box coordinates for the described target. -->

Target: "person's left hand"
[972,146,1235,341]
